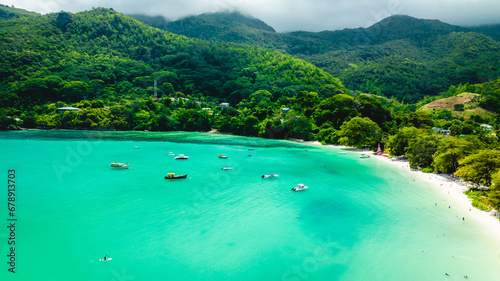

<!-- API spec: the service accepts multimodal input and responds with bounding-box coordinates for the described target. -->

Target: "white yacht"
[292,184,308,191]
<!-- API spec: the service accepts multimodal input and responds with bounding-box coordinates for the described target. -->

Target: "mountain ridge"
[1,6,499,102]
[129,11,500,101]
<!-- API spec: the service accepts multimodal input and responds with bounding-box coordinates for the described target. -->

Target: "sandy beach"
[380,155,500,240]
[300,141,500,246]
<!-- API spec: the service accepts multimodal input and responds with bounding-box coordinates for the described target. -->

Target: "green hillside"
[0,7,345,109]
[0,4,39,20]
[286,15,468,54]
[127,13,170,30]
[470,24,500,41]
[164,10,275,34]
[327,32,500,102]
[130,11,286,51]
[139,12,500,102]
[443,78,500,115]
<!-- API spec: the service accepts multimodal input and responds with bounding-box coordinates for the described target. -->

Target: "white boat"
[222,166,232,170]
[174,154,189,160]
[339,152,347,154]
[262,173,279,178]
[168,152,175,156]
[292,184,308,192]
[359,153,370,158]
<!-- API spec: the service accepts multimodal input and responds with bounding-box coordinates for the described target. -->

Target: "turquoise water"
[1,130,499,281]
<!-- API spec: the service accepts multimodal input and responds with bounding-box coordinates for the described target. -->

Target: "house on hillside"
[220,103,229,108]
[480,124,493,131]
[432,127,450,135]
[57,107,80,113]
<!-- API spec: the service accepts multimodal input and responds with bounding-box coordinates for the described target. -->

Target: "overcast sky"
[3,0,500,32]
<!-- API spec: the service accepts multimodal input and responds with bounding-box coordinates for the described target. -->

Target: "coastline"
[379,154,500,239]
[304,141,500,247]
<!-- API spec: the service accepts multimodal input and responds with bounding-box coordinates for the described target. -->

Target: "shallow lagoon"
[1,130,499,281]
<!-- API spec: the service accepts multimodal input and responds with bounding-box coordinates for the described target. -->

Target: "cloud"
[3,0,500,32]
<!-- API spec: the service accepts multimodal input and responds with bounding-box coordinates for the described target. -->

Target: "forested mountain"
[129,11,285,51]
[286,15,468,53]
[0,7,345,109]
[470,24,500,41]
[136,12,500,102]
[0,4,39,20]
[318,31,500,102]
[127,13,170,30]
[164,10,275,34]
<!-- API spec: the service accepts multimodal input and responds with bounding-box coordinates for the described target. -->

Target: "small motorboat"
[165,173,187,179]
[222,166,232,170]
[134,146,140,149]
[218,154,228,159]
[110,163,130,169]
[174,154,189,160]
[359,153,370,158]
[291,184,308,192]
[262,173,279,178]
[168,152,175,156]
[339,152,347,154]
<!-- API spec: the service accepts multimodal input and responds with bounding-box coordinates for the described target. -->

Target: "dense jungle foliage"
[137,12,500,102]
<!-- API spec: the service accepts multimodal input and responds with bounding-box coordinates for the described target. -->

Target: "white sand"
[302,141,500,244]
[378,155,500,240]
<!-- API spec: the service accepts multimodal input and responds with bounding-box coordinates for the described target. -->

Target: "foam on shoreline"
[379,154,500,241]
[310,142,500,248]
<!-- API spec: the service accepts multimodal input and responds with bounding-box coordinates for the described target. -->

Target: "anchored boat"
[262,173,279,178]
[291,184,308,192]
[165,173,187,179]
[174,154,189,160]
[110,163,130,169]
